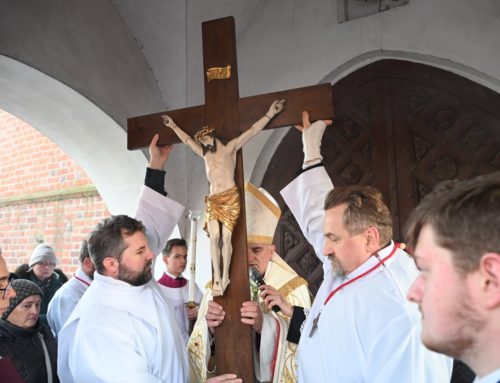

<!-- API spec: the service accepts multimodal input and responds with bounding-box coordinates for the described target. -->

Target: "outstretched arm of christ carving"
[231,99,285,150]
[162,115,204,157]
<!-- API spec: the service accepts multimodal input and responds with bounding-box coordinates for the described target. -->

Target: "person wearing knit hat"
[15,243,64,326]
[188,182,311,383]
[1,279,42,321]
[29,243,57,268]
[0,279,59,383]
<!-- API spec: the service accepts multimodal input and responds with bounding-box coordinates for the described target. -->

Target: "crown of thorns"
[194,126,215,142]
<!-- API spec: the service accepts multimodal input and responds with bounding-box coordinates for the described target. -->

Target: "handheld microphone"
[249,267,280,313]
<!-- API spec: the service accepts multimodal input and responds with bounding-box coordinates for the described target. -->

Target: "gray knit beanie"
[28,243,57,268]
[1,279,43,320]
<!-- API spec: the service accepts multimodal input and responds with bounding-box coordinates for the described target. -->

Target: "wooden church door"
[262,59,500,296]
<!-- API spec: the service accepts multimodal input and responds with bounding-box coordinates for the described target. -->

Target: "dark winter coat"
[0,319,59,383]
[15,264,65,325]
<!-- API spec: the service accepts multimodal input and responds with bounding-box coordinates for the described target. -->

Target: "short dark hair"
[324,185,393,246]
[79,239,90,264]
[405,171,500,274]
[87,215,146,274]
[162,238,187,257]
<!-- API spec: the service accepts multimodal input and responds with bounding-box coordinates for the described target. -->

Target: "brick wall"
[0,108,110,276]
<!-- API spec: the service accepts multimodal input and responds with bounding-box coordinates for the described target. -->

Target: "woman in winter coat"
[15,243,65,325]
[0,279,59,383]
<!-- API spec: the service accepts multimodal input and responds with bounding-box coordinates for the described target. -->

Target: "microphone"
[249,267,280,313]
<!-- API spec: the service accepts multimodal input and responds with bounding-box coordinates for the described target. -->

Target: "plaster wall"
[183,0,500,185]
[0,0,165,126]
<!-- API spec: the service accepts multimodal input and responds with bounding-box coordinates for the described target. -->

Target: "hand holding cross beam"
[161,99,285,296]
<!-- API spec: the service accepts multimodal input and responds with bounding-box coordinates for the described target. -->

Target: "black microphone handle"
[250,267,281,313]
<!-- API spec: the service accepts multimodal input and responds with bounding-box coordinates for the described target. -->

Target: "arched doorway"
[263,59,500,295]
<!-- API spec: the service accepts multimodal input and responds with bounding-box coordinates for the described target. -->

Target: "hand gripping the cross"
[294,111,333,168]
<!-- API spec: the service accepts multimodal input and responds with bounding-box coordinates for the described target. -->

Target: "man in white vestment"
[47,134,182,338]
[157,238,203,344]
[46,239,93,337]
[406,172,500,383]
[58,215,243,383]
[279,111,453,382]
[188,182,311,383]
[58,215,188,383]
[57,136,242,383]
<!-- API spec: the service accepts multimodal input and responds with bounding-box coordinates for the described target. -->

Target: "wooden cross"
[127,16,333,382]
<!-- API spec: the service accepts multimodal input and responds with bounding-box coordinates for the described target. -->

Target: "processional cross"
[127,16,333,382]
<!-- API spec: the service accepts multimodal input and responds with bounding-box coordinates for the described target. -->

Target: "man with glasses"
[0,253,17,316]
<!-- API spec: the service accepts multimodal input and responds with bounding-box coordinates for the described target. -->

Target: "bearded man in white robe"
[57,138,242,383]
[278,111,453,383]
[47,134,181,337]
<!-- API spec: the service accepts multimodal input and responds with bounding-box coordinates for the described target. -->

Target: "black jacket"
[0,319,59,383]
[15,265,65,325]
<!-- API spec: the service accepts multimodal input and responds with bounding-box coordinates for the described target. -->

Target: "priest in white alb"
[279,111,453,382]
[47,134,181,338]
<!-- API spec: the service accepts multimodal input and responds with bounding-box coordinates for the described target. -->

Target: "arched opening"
[0,55,146,216]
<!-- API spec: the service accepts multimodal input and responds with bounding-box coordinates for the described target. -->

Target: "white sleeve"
[280,166,333,263]
[134,185,185,256]
[258,314,279,382]
[47,289,78,338]
[367,316,453,383]
[195,283,204,305]
[69,318,162,383]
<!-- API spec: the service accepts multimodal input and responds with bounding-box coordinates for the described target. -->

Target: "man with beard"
[406,172,500,383]
[57,215,187,382]
[162,99,284,296]
[47,133,183,338]
[58,215,242,383]
[277,111,452,382]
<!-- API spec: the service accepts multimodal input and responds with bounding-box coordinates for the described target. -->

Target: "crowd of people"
[0,110,498,383]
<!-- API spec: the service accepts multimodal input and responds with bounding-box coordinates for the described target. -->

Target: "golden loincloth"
[204,186,240,234]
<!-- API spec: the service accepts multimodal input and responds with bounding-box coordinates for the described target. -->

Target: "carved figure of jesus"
[162,100,285,296]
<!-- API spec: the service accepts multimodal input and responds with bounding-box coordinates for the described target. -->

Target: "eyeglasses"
[37,262,56,268]
[0,273,17,299]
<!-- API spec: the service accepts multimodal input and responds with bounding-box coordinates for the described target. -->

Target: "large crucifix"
[127,16,333,382]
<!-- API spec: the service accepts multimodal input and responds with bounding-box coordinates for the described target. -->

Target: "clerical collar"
[74,268,92,286]
[474,368,500,383]
[158,272,187,288]
[165,270,183,280]
[343,241,397,281]
[94,272,147,291]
